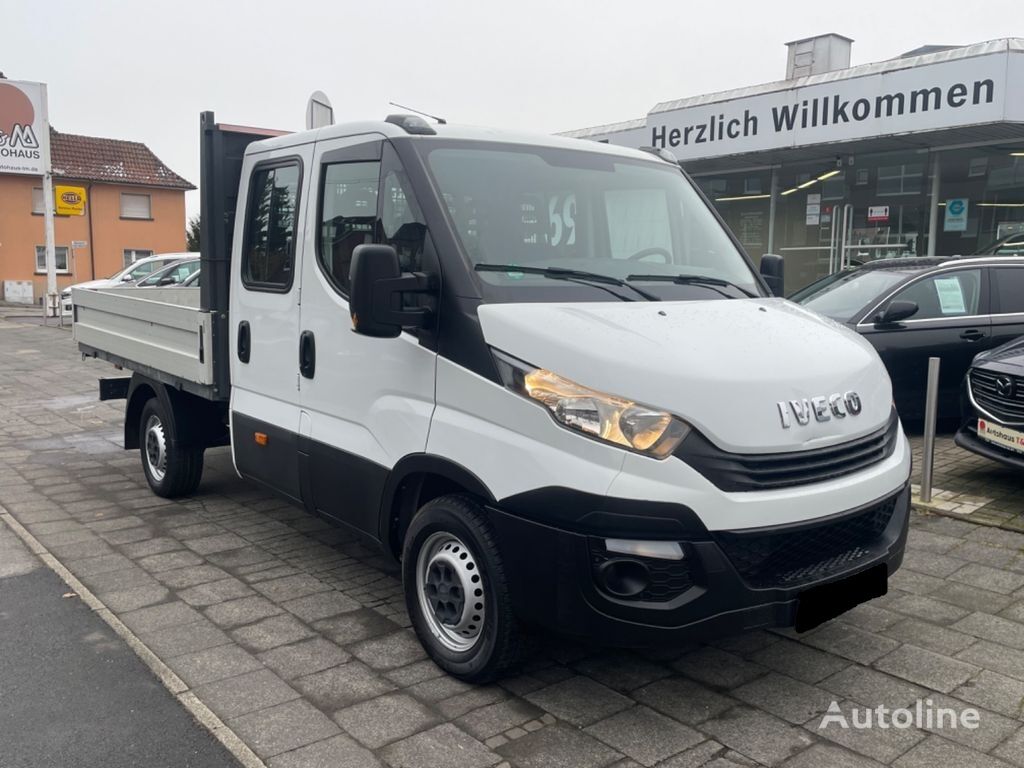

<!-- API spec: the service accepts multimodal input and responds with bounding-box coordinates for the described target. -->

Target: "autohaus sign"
[0,80,49,176]
[609,42,1024,161]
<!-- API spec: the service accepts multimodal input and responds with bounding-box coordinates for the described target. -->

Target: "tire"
[403,494,520,682]
[138,397,204,498]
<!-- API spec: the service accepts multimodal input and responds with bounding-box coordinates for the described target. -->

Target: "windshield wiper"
[475,264,661,302]
[625,273,756,299]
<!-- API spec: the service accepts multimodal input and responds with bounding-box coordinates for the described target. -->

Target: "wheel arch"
[124,376,161,450]
[380,454,497,560]
[124,373,228,451]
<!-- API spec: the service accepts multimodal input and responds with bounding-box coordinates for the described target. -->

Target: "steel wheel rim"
[416,531,486,652]
[144,413,167,483]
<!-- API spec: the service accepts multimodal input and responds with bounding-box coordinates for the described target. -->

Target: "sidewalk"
[910,433,1024,531]
[0,516,239,768]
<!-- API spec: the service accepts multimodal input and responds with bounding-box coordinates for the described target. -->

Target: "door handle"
[299,331,316,379]
[237,321,251,363]
[960,329,984,342]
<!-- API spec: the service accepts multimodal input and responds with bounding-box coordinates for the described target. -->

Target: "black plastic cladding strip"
[675,412,900,492]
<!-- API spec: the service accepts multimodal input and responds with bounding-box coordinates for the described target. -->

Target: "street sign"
[56,185,86,216]
[71,240,87,249]
[945,198,969,232]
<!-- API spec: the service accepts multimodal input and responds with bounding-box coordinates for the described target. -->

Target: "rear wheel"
[403,494,520,682]
[138,398,203,498]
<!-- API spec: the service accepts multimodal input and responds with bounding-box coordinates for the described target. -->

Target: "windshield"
[422,143,760,300]
[798,269,914,321]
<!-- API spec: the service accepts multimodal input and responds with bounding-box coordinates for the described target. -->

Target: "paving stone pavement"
[908,433,1024,531]
[3,316,1024,768]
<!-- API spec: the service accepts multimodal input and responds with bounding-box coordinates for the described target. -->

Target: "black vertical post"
[199,111,231,400]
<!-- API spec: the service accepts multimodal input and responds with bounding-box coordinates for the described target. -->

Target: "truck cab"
[78,112,911,682]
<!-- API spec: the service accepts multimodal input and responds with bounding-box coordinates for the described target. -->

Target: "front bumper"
[955,422,1024,472]
[955,382,1024,471]
[486,483,910,646]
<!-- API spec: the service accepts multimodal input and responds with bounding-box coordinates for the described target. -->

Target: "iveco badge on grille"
[778,392,862,428]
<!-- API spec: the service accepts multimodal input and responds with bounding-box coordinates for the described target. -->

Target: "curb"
[0,508,267,768]
[911,496,1021,532]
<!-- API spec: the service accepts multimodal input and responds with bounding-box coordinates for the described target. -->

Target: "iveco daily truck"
[73,111,911,681]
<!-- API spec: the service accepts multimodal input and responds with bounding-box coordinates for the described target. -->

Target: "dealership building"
[567,36,1024,292]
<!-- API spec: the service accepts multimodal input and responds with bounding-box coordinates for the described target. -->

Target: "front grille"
[675,412,899,492]
[589,540,694,602]
[970,368,1024,424]
[713,494,898,588]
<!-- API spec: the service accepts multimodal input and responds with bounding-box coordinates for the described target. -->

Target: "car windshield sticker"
[934,277,967,314]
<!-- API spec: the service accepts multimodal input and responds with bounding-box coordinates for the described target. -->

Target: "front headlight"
[494,351,689,459]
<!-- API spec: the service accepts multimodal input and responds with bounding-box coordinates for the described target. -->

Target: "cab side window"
[319,161,380,294]
[891,269,982,320]
[317,145,428,295]
[242,163,300,290]
[379,165,426,273]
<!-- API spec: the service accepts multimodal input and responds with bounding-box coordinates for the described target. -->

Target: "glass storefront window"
[695,171,772,267]
[696,149,935,294]
[934,147,1024,257]
[694,143,1024,295]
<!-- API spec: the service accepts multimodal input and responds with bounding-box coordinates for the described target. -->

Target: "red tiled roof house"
[0,127,194,302]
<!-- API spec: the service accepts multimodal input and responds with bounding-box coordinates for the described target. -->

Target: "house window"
[123,249,154,267]
[35,246,70,274]
[32,187,45,214]
[120,193,152,219]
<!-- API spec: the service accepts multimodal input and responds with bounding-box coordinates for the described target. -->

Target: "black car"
[956,336,1024,470]
[793,256,1024,421]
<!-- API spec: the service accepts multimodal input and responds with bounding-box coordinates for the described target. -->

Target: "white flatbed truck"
[75,111,911,681]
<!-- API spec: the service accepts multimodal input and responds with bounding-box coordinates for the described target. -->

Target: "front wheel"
[403,494,520,682]
[138,398,204,498]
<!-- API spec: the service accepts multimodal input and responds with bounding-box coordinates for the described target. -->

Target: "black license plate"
[794,564,888,633]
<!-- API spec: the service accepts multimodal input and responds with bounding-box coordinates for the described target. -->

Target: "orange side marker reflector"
[254,432,268,446]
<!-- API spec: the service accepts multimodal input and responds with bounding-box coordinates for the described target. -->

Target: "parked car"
[956,336,1024,470]
[130,259,200,287]
[62,252,196,313]
[794,256,1024,421]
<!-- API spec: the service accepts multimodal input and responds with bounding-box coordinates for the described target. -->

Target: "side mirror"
[158,277,176,286]
[874,300,919,325]
[759,253,785,296]
[349,244,435,338]
[121,273,134,282]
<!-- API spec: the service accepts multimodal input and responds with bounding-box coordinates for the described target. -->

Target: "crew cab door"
[229,147,312,502]
[297,135,437,537]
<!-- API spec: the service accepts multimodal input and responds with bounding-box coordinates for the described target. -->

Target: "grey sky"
[3,0,1021,220]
